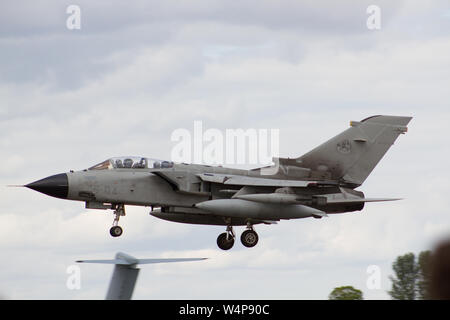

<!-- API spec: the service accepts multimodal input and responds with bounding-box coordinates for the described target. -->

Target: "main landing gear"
[217,226,235,250]
[216,222,259,250]
[109,204,125,237]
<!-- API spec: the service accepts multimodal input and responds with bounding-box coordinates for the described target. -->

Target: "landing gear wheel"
[109,204,125,237]
[241,229,258,247]
[217,232,235,250]
[110,226,123,237]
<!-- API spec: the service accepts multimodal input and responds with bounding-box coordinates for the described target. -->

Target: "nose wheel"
[110,204,125,238]
[110,225,123,237]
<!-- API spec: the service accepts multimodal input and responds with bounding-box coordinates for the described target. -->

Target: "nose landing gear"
[109,204,125,237]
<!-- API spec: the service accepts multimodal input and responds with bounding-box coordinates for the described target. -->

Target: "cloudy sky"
[1,0,450,300]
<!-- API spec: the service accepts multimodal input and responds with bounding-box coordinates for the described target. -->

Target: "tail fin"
[296,115,412,186]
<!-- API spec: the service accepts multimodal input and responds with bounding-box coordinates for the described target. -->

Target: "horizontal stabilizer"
[77,252,207,266]
[137,258,207,264]
[325,197,402,204]
[76,258,207,265]
[77,259,129,265]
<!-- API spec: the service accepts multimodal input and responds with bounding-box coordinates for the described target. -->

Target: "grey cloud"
[4,0,448,91]
[0,0,405,89]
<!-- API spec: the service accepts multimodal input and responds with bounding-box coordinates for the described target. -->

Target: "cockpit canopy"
[88,156,174,170]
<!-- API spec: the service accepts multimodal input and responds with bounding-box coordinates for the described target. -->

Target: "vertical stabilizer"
[106,264,140,300]
[296,115,412,186]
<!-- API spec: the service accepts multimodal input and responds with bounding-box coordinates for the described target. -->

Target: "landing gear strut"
[109,204,125,237]
[241,222,258,248]
[217,225,235,250]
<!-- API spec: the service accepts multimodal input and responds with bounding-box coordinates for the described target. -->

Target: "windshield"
[88,157,174,170]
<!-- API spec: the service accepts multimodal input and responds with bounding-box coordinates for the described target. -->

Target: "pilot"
[115,159,124,168]
[132,162,142,168]
[123,158,133,168]
[161,161,170,168]
[139,157,147,168]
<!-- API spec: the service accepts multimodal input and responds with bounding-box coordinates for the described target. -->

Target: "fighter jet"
[25,115,411,250]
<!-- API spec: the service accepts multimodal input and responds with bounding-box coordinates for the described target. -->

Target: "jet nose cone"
[26,173,68,199]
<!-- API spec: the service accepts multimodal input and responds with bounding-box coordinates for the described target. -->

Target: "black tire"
[217,232,234,250]
[110,226,123,237]
[241,230,258,248]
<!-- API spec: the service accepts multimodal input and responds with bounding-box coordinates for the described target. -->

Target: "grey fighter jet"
[25,115,411,250]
